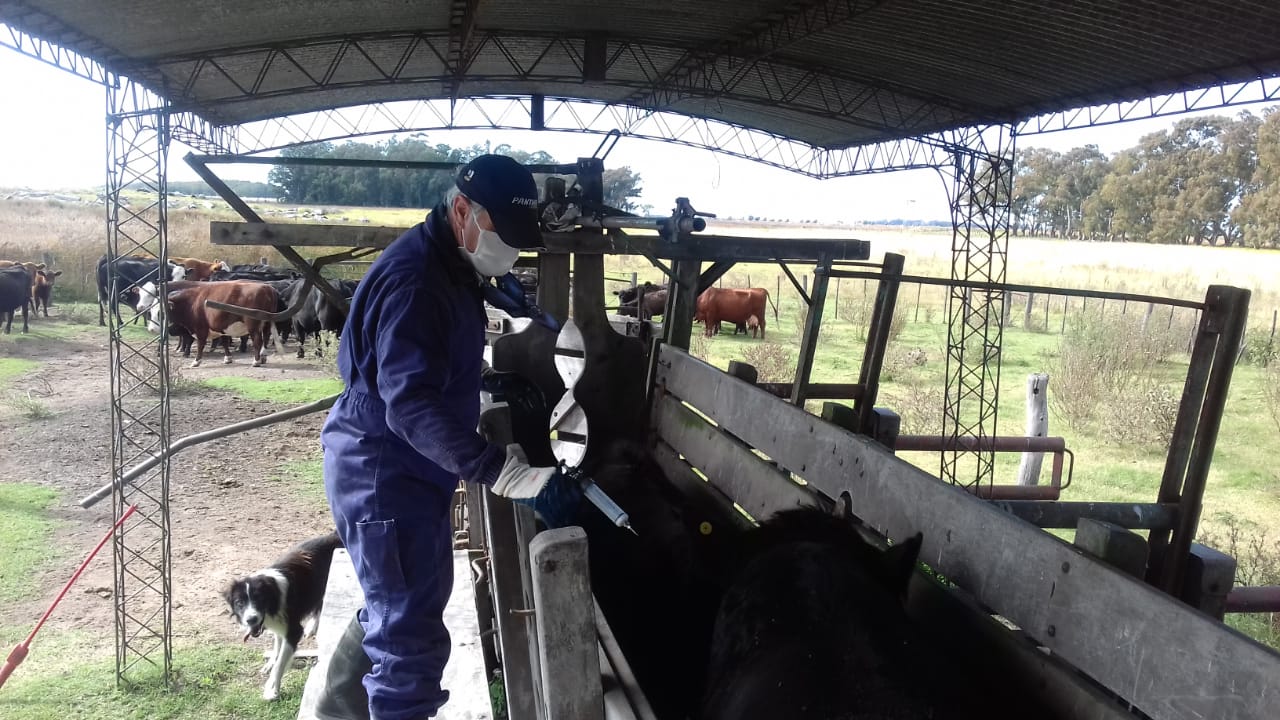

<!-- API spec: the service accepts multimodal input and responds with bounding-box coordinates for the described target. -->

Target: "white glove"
[491,444,557,500]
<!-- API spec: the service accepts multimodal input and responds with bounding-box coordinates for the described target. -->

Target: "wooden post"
[629,272,637,290]
[1023,292,1034,328]
[1167,305,1176,331]
[1044,293,1050,330]
[802,274,808,295]
[1141,303,1155,334]
[776,274,781,303]
[746,273,752,288]
[727,360,758,385]
[663,259,700,351]
[1016,373,1050,486]
[1122,299,1128,315]
[834,277,841,310]
[1001,291,1012,328]
[792,254,831,407]
[1269,309,1278,365]
[529,528,603,720]
[914,283,922,323]
[1061,296,1068,334]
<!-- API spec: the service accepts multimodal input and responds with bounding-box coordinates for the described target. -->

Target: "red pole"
[0,504,137,690]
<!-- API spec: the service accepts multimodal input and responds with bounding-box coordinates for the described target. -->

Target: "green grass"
[0,358,40,382]
[198,377,342,403]
[0,483,59,604]
[0,634,307,720]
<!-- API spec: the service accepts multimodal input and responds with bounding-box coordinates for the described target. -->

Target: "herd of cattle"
[0,260,61,333]
[615,281,778,338]
[98,254,359,367]
[0,253,357,368]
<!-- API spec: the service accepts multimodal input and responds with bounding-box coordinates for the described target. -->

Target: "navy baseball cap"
[455,154,543,250]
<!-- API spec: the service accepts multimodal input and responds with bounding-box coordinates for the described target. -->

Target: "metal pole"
[81,394,339,508]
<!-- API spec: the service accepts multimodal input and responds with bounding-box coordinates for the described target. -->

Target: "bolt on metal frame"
[105,74,174,686]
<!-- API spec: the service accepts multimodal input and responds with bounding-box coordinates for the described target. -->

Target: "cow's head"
[134,281,164,333]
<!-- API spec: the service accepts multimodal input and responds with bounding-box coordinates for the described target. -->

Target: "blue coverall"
[322,205,503,720]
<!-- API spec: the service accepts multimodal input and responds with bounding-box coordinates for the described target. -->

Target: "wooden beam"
[651,393,818,520]
[990,501,1178,530]
[210,221,871,262]
[654,345,1280,720]
[211,220,403,249]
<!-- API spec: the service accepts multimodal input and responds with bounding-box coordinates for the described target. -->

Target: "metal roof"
[5,0,1280,148]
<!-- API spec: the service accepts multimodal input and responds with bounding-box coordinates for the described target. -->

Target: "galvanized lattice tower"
[106,76,173,685]
[938,125,1016,489]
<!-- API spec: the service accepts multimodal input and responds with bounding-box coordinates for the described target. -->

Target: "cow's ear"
[880,532,923,593]
[53,271,62,277]
[833,491,853,520]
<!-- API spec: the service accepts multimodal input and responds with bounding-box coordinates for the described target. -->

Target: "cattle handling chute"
[201,152,1280,720]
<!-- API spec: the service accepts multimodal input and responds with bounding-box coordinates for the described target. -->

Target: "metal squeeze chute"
[487,256,645,534]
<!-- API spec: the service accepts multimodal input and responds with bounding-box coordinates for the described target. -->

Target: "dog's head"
[223,573,283,642]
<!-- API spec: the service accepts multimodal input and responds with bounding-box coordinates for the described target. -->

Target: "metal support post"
[105,75,173,687]
[937,125,1015,489]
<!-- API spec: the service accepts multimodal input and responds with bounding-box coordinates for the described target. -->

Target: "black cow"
[96,254,186,326]
[1,266,32,334]
[209,264,301,283]
[700,500,935,720]
[571,441,727,720]
[288,278,358,358]
[614,281,667,319]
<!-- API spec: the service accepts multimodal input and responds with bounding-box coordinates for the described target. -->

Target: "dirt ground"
[0,309,337,648]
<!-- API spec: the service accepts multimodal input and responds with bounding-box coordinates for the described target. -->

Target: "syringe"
[560,463,638,536]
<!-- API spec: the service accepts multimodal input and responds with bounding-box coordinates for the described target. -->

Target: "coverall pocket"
[352,519,409,627]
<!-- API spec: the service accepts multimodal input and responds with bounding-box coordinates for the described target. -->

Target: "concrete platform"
[298,549,493,720]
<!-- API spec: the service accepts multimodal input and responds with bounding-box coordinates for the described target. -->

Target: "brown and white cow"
[0,260,45,316]
[695,287,774,339]
[163,281,279,368]
[174,257,231,281]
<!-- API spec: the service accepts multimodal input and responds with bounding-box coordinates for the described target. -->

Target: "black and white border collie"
[223,530,343,700]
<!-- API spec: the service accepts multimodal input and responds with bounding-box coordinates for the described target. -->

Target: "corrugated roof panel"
[5,0,1280,147]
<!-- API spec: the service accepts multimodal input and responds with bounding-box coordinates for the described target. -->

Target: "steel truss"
[173,96,949,178]
[935,125,1015,489]
[106,75,173,687]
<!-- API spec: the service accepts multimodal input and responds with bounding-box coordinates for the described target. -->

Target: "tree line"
[1014,107,1280,248]
[267,136,647,213]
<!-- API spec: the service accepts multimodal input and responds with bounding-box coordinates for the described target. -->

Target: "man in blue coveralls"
[318,154,581,720]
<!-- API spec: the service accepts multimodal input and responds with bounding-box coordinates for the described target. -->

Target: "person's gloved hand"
[490,444,583,528]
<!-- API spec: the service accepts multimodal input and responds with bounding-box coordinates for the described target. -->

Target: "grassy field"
[0,631,308,720]
[0,483,59,604]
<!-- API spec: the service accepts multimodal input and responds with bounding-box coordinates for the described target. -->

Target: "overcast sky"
[2,48,1276,224]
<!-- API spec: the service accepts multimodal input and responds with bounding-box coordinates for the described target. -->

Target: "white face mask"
[460,209,519,277]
